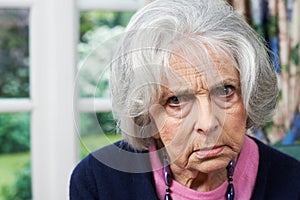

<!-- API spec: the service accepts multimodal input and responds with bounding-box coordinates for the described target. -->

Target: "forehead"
[167,49,239,88]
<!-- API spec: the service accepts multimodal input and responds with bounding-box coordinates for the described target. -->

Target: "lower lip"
[195,146,224,158]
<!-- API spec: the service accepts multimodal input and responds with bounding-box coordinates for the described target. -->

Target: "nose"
[193,95,219,135]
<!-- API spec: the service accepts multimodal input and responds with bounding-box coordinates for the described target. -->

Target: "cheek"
[159,118,182,145]
[230,105,246,129]
[223,104,247,148]
[150,104,185,145]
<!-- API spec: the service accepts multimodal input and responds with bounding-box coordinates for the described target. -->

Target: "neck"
[170,164,227,192]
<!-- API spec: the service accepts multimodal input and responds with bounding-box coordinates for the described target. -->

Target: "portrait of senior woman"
[70,0,300,199]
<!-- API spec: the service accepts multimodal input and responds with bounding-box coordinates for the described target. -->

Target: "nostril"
[195,122,218,135]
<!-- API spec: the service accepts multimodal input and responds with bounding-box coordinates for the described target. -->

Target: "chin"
[192,156,231,174]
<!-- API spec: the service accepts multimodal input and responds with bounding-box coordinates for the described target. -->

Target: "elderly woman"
[70,0,300,199]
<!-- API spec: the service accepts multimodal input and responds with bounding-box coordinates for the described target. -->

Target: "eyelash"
[165,85,236,108]
[166,94,193,107]
[167,96,180,105]
[210,85,235,100]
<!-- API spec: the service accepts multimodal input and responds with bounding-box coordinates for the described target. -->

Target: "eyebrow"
[159,86,194,101]
[165,89,194,97]
[209,78,240,88]
[160,78,240,99]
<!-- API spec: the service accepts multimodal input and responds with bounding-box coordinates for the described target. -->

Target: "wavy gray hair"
[110,0,278,149]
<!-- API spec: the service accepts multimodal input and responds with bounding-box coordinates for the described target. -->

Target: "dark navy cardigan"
[70,137,300,200]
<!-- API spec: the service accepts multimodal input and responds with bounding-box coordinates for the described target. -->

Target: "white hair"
[110,0,279,149]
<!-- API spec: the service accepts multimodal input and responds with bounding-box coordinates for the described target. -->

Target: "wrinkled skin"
[150,52,247,192]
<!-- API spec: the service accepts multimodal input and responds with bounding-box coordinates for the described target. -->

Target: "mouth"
[194,145,225,158]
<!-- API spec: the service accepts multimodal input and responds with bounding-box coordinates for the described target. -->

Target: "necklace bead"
[226,160,235,200]
[162,156,235,200]
[164,193,172,200]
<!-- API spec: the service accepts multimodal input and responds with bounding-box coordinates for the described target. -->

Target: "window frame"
[0,0,144,199]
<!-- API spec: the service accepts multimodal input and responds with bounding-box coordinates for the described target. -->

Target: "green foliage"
[80,11,135,42]
[253,24,265,39]
[0,152,30,194]
[80,112,116,136]
[0,113,30,154]
[80,134,122,158]
[96,112,116,134]
[79,113,99,136]
[1,162,31,200]
[77,25,125,98]
[291,43,299,66]
[281,64,289,72]
[0,9,29,98]
[78,11,135,98]
[267,15,278,39]
[78,10,135,139]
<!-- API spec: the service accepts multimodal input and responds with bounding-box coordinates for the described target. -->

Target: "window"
[0,0,144,199]
[0,9,31,199]
[77,10,134,158]
[0,0,298,199]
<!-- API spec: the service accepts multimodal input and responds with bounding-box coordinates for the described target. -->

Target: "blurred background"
[0,0,299,199]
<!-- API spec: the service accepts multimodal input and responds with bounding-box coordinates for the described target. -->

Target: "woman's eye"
[219,86,233,96]
[212,85,235,98]
[210,84,239,108]
[166,94,195,107]
[167,96,180,105]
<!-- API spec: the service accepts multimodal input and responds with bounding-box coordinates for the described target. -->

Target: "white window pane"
[0,9,29,98]
[0,113,31,199]
[78,11,134,98]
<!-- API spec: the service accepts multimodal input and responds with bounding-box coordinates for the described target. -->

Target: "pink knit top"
[149,136,259,200]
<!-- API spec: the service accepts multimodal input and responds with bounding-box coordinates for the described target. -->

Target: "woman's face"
[150,52,247,174]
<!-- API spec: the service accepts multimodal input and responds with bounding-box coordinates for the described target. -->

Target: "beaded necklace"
[162,158,235,200]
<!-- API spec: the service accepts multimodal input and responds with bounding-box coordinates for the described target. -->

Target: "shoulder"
[70,140,157,200]
[70,140,148,185]
[254,137,300,170]
[250,137,300,199]
[71,140,128,176]
[69,141,126,199]
[71,140,148,174]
